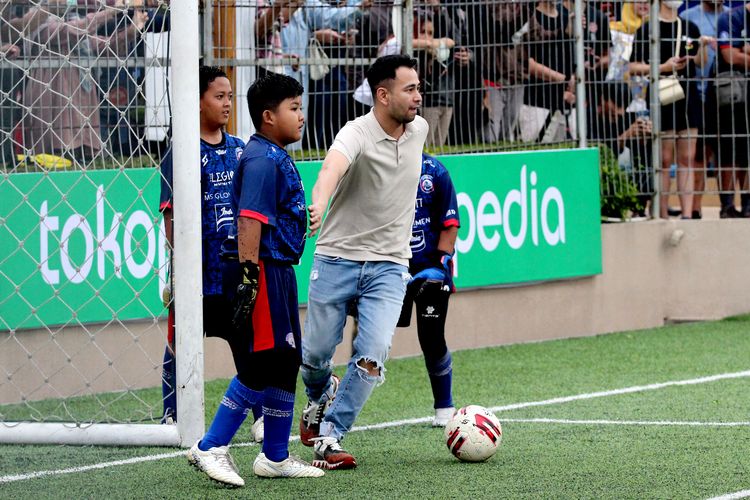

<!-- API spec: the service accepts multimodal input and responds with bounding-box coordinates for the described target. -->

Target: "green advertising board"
[0,148,601,331]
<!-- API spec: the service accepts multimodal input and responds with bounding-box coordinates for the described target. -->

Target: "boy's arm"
[237,218,261,263]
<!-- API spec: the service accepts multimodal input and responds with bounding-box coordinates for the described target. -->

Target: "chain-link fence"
[0,0,182,445]
[3,0,750,445]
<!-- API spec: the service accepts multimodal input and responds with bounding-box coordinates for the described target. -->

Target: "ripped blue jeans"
[301,254,409,441]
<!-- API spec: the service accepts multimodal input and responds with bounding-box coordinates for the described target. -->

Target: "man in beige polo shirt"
[298,55,429,470]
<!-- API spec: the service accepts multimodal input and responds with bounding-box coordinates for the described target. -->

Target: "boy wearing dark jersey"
[397,153,460,427]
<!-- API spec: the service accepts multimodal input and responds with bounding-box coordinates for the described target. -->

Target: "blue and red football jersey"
[223,134,307,264]
[159,132,245,296]
[409,154,460,273]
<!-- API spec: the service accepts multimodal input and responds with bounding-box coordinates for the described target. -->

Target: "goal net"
[0,0,203,447]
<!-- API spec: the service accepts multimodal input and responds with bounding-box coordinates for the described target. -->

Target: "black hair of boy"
[247,73,304,130]
[366,54,418,95]
[199,65,228,98]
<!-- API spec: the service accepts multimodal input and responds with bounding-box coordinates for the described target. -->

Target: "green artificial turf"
[0,317,748,499]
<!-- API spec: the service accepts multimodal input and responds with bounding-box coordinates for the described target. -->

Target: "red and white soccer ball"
[444,405,503,462]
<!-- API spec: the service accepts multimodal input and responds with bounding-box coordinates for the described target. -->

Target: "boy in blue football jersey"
[397,153,460,427]
[159,66,262,433]
[186,73,323,485]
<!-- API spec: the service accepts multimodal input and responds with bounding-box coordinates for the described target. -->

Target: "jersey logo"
[285,332,296,348]
[410,229,426,252]
[236,147,243,160]
[216,149,226,155]
[202,154,208,167]
[420,174,434,194]
[215,203,234,231]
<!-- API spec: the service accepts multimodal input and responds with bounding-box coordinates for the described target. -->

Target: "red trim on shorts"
[160,201,172,211]
[239,209,269,224]
[167,305,175,346]
[252,261,275,351]
[443,219,460,228]
[718,43,732,50]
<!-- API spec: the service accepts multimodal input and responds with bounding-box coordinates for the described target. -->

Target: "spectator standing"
[681,0,729,218]
[413,9,456,147]
[524,0,574,141]
[23,1,147,165]
[258,0,368,147]
[629,0,714,219]
[715,3,750,217]
[1,4,45,169]
[467,1,530,144]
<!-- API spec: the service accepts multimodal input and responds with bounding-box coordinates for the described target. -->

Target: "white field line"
[501,418,750,427]
[706,490,750,500]
[1,369,748,484]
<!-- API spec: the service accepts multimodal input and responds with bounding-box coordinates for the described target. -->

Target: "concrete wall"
[3,219,750,404]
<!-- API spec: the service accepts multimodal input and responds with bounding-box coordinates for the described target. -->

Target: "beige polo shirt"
[315,111,429,266]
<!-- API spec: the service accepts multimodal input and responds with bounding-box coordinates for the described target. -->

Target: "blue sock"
[199,377,261,451]
[427,351,454,409]
[261,387,295,462]
[161,346,176,423]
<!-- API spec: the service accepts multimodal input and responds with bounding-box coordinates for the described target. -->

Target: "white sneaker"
[187,440,245,487]
[251,415,264,443]
[433,407,456,427]
[253,452,325,478]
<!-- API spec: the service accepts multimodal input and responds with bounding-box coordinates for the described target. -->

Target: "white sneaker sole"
[254,463,325,478]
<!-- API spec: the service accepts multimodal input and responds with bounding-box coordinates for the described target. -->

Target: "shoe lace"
[214,448,239,473]
[286,455,312,468]
[302,401,323,425]
[311,436,342,453]
[304,376,340,426]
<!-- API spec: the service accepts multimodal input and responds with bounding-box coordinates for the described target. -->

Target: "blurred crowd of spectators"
[4,0,750,218]
[0,0,167,169]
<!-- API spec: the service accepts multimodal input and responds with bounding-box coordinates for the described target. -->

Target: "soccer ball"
[444,405,502,462]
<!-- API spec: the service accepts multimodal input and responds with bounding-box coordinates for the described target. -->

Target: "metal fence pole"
[649,0,662,218]
[574,0,587,148]
[403,0,414,58]
[203,0,215,66]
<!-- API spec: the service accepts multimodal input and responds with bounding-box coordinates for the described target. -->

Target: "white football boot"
[253,452,325,478]
[432,407,457,427]
[187,441,244,487]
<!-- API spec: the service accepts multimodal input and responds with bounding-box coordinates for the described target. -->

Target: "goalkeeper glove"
[232,261,260,331]
[409,251,455,293]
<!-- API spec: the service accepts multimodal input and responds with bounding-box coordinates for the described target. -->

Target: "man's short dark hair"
[199,66,228,98]
[247,73,304,130]
[366,54,418,95]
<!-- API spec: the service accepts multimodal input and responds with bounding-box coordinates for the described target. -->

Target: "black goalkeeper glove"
[232,261,260,331]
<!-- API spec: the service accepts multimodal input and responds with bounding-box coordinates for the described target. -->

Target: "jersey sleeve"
[329,121,364,164]
[236,153,278,226]
[717,11,740,50]
[433,165,460,229]
[159,148,173,212]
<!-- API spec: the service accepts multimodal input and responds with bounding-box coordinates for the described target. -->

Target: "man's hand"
[308,203,325,237]
[1,44,20,59]
[232,261,260,331]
